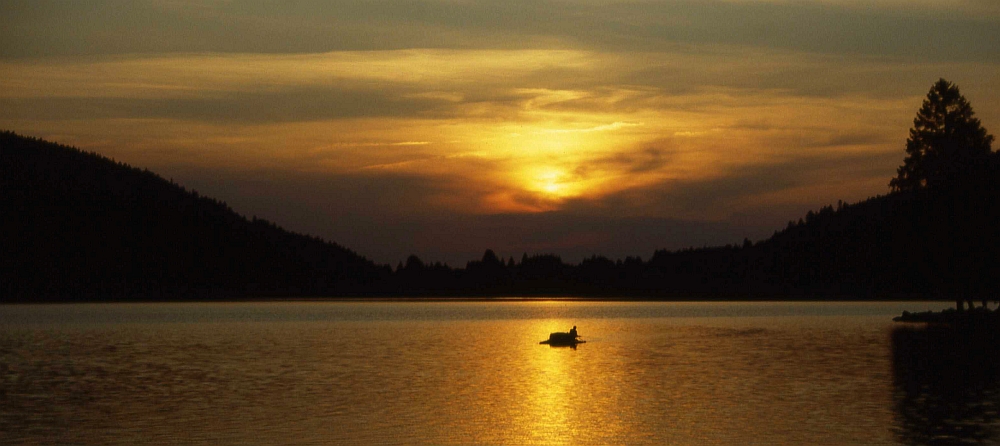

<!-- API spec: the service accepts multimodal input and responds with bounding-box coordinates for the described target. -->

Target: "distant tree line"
[381,188,996,300]
[2,79,998,301]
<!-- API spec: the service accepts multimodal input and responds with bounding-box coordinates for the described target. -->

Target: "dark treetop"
[891,78,995,192]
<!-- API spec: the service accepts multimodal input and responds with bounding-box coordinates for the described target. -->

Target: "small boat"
[539,327,584,346]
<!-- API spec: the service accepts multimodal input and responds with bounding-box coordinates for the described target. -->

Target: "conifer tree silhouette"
[890,79,994,192]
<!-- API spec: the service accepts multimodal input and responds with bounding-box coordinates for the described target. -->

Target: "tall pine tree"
[890,78,994,192]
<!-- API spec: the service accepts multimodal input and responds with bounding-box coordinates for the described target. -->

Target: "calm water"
[1,300,995,445]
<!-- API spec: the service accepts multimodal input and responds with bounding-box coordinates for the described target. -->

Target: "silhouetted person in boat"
[569,326,578,338]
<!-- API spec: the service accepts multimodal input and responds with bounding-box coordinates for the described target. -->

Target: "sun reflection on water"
[528,326,575,443]
[507,318,628,445]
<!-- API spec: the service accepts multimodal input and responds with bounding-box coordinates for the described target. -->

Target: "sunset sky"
[3,0,999,265]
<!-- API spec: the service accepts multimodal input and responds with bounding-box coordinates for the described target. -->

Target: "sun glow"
[487,118,647,207]
[537,168,568,195]
[517,164,598,203]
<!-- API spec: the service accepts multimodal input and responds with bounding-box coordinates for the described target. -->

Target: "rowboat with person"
[540,326,584,346]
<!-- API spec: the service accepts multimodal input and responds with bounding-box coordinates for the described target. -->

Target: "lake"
[1,300,995,445]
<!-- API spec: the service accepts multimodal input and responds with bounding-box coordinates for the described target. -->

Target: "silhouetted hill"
[749,189,1000,299]
[1,131,386,301]
[647,188,1000,299]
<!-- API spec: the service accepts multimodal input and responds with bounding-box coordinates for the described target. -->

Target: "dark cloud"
[0,87,459,123]
[2,0,997,62]
[812,133,894,148]
[567,150,900,219]
[585,141,677,175]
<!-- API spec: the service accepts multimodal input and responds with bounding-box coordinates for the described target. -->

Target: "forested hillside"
[1,131,386,301]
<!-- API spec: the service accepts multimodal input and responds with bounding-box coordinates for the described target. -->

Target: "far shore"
[1,297,957,305]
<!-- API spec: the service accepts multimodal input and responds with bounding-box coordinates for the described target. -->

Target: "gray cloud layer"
[0,88,453,122]
[2,0,998,61]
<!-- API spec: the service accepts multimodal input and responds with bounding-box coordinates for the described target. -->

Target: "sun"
[537,169,566,195]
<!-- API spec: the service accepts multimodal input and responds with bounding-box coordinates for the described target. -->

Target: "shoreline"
[893,306,1000,324]
[1,297,956,305]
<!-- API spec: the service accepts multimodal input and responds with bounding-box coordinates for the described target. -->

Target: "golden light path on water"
[497,316,634,444]
[525,321,589,444]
